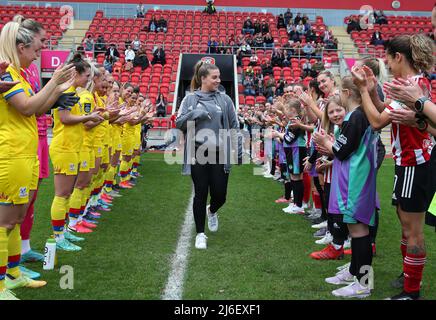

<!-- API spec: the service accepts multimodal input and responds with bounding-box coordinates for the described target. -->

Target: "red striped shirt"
[385,75,433,167]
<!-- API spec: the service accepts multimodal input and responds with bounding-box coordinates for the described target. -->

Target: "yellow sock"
[51,196,68,240]
[132,155,140,174]
[120,160,130,182]
[68,188,83,228]
[6,225,21,279]
[0,227,8,291]
[104,166,115,192]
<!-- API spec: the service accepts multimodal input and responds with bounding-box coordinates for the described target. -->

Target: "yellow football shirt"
[79,90,97,151]
[0,66,38,159]
[50,86,84,153]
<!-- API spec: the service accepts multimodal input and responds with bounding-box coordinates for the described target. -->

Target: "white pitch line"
[162,189,195,300]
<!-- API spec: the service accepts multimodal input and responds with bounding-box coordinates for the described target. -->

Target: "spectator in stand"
[204,0,217,14]
[246,34,254,47]
[240,41,252,55]
[370,31,385,45]
[294,12,302,25]
[282,49,291,67]
[311,58,325,75]
[133,48,150,70]
[84,35,94,52]
[261,19,270,35]
[306,28,317,43]
[288,24,300,42]
[375,10,388,24]
[314,43,324,58]
[261,60,273,76]
[304,17,311,33]
[105,43,120,62]
[242,17,255,35]
[346,16,361,34]
[293,41,303,57]
[264,77,276,103]
[302,60,313,78]
[249,53,259,66]
[325,38,338,50]
[152,44,166,65]
[296,21,306,36]
[303,41,315,58]
[284,8,293,25]
[253,19,261,35]
[136,3,145,18]
[104,55,114,73]
[277,14,286,29]
[264,33,275,48]
[94,34,106,58]
[275,79,285,96]
[148,16,158,32]
[253,33,264,48]
[155,93,167,117]
[131,36,141,52]
[243,75,256,96]
[125,45,135,63]
[207,37,218,53]
[157,16,168,33]
[271,48,283,67]
[322,30,331,43]
[217,41,226,54]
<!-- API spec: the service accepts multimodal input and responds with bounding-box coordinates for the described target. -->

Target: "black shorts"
[284,146,307,176]
[425,150,436,228]
[392,162,432,213]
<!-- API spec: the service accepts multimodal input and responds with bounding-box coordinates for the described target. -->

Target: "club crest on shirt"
[84,103,91,113]
[19,187,28,198]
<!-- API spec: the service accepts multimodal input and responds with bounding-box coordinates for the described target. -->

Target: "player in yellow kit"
[119,84,136,189]
[0,17,76,300]
[69,62,106,232]
[49,55,103,252]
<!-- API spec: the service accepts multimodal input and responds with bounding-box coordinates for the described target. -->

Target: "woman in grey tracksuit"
[176,61,242,249]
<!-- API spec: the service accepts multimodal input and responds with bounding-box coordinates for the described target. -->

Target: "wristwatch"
[415,97,429,113]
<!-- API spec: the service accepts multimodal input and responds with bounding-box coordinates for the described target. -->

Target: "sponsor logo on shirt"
[69,163,76,172]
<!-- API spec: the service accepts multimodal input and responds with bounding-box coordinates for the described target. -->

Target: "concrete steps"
[57,20,92,50]
[330,26,360,59]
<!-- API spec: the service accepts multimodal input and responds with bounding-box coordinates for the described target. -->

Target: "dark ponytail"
[68,53,90,74]
[190,60,219,91]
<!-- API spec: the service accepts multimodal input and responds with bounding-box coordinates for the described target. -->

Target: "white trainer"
[315,231,333,245]
[263,173,274,178]
[325,268,355,285]
[282,203,295,213]
[195,233,208,250]
[337,262,351,271]
[331,278,370,298]
[207,205,218,232]
[312,220,328,229]
[344,237,351,249]
[287,205,305,215]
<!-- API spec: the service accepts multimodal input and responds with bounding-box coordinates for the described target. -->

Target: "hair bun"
[12,14,25,24]
[72,53,83,62]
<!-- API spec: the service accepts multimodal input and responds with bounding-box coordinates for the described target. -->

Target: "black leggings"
[191,163,229,233]
[313,177,327,220]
